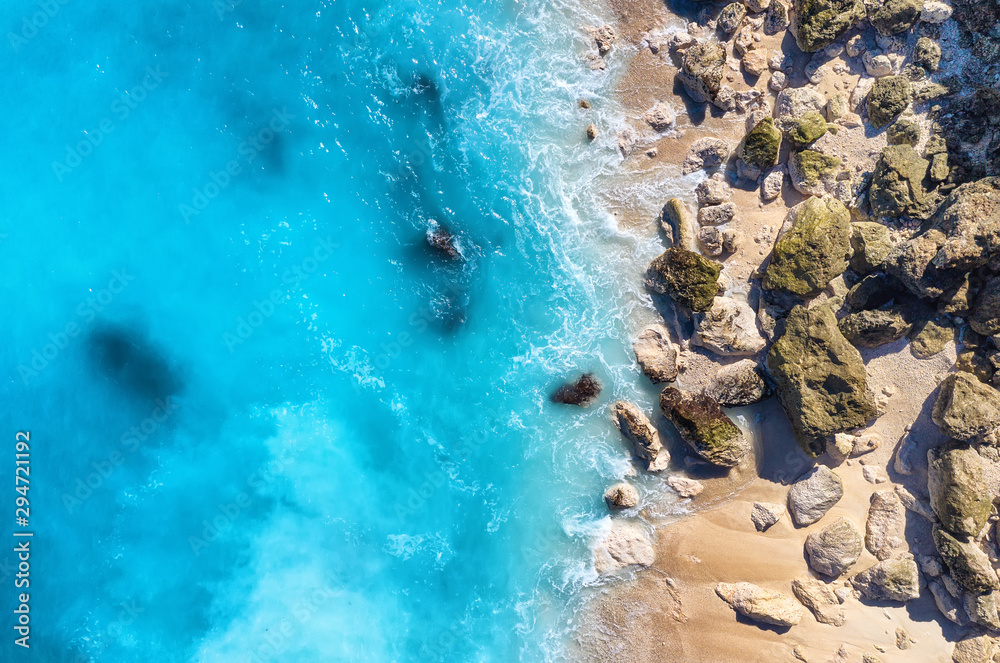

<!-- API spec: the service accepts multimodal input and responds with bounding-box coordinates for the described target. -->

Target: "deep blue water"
[0,0,687,660]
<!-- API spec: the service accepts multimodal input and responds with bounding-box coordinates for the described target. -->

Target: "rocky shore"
[566,0,1000,659]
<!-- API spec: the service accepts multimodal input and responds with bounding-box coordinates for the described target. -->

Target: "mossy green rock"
[678,42,726,104]
[909,317,954,357]
[887,116,920,146]
[934,527,1000,592]
[867,0,922,36]
[766,305,877,456]
[659,387,750,467]
[763,196,851,296]
[789,150,841,194]
[850,222,894,274]
[928,443,992,539]
[789,111,828,147]
[869,144,935,220]
[915,37,942,71]
[838,307,912,348]
[644,247,721,312]
[793,0,864,52]
[741,118,782,170]
[868,76,912,129]
[932,372,1000,443]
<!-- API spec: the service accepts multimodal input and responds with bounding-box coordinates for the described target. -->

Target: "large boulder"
[704,359,773,407]
[763,196,852,297]
[934,528,1000,592]
[677,42,727,104]
[869,145,935,220]
[805,517,864,577]
[604,482,639,509]
[766,305,877,456]
[887,178,1000,298]
[788,149,842,197]
[792,0,864,52]
[661,198,695,249]
[927,443,992,538]
[867,0,922,35]
[932,372,1000,444]
[868,76,912,129]
[645,248,721,312]
[613,400,670,472]
[682,137,731,174]
[866,490,906,561]
[850,222,894,274]
[787,111,828,147]
[715,582,804,627]
[788,465,844,526]
[632,324,679,383]
[692,297,767,356]
[970,275,1000,335]
[851,556,921,602]
[659,387,751,467]
[740,117,782,170]
[791,578,846,626]
[594,521,655,575]
[838,307,913,348]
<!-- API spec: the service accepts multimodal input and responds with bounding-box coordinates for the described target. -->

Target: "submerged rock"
[928,443,992,538]
[767,305,877,456]
[932,372,1000,444]
[788,466,844,526]
[594,521,654,575]
[740,117,782,170]
[792,578,846,626]
[604,482,639,509]
[851,556,921,602]
[645,248,722,312]
[763,196,852,297]
[426,222,462,259]
[704,359,773,407]
[632,324,679,384]
[866,490,906,561]
[552,373,601,406]
[715,582,804,626]
[868,76,912,129]
[659,387,750,467]
[613,400,670,472]
[805,517,864,577]
[792,0,864,52]
[934,528,1000,592]
[838,307,913,348]
[752,501,786,531]
[677,42,727,105]
[692,297,767,356]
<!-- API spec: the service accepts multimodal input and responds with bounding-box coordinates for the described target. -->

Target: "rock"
[866,490,906,561]
[719,2,747,33]
[692,297,768,356]
[737,159,762,184]
[850,222,894,274]
[613,400,670,472]
[632,324,679,384]
[762,167,785,200]
[867,0,922,35]
[851,556,921,602]
[667,475,704,497]
[660,387,751,467]
[863,52,894,77]
[965,591,1000,631]
[683,137,731,174]
[928,442,992,537]
[932,373,1000,444]
[792,0,864,52]
[788,466,844,526]
[722,229,741,254]
[745,0,772,10]
[743,49,768,76]
[741,118,782,170]
[594,521,654,574]
[763,196,852,296]
[929,153,949,182]
[769,70,787,91]
[952,635,997,663]
[971,276,1000,336]
[792,578,847,626]
[697,202,737,225]
[645,248,722,312]
[863,465,883,483]
[677,42,727,105]
[915,36,942,71]
[934,528,1000,592]
[697,226,724,256]
[644,102,676,132]
[868,76,912,128]
[896,484,937,521]
[661,198,695,248]
[920,0,952,22]
[805,517,864,577]
[909,318,953,358]
[767,306,876,456]
[426,222,462,259]
[788,112,829,147]
[696,179,732,206]
[887,116,920,146]
[929,579,969,624]
[776,88,827,129]
[552,373,601,406]
[827,93,848,120]
[604,482,639,509]
[704,359,773,406]
[869,144,934,221]
[895,627,915,649]
[715,582,804,626]
[847,274,899,310]
[852,432,881,456]
[586,123,597,140]
[828,433,855,463]
[752,501,786,531]
[788,149,842,196]
[846,34,866,57]
[839,307,913,348]
[594,25,616,55]
[763,0,790,34]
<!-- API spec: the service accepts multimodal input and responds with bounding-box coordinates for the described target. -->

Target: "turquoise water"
[0,0,686,660]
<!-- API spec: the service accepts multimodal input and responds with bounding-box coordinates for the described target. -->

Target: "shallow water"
[0,0,697,660]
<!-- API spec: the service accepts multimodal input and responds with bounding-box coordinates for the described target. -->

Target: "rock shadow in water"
[88,324,181,402]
